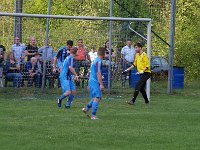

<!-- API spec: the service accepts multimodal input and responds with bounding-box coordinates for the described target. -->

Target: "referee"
[122,43,151,105]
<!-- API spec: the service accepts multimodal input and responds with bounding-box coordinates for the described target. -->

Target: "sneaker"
[65,105,70,109]
[91,116,99,120]
[126,100,134,105]
[57,99,62,107]
[82,108,91,118]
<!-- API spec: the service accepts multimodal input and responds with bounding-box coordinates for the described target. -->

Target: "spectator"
[121,39,136,88]
[104,40,116,65]
[25,37,38,62]
[5,53,22,87]
[0,43,6,87]
[26,57,42,87]
[121,39,135,65]
[74,39,90,78]
[11,37,26,65]
[38,42,54,63]
[53,40,73,87]
[88,46,97,63]
[38,42,54,88]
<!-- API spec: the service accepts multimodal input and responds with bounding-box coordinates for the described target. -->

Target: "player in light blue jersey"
[82,47,106,120]
[57,47,79,109]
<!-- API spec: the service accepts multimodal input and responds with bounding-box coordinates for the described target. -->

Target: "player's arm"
[53,57,58,72]
[68,58,78,81]
[96,62,104,90]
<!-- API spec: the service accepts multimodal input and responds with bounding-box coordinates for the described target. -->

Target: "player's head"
[134,42,143,53]
[70,46,78,56]
[126,39,132,47]
[97,47,106,58]
[66,40,73,48]
[77,39,84,47]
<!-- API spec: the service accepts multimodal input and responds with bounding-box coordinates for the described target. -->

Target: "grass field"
[0,82,200,150]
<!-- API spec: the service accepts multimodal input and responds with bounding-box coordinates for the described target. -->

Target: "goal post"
[0,11,152,99]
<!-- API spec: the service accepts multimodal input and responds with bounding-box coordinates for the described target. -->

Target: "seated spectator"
[74,39,90,78]
[11,37,26,65]
[25,37,38,62]
[104,40,116,66]
[0,43,6,87]
[88,46,97,63]
[5,53,22,87]
[26,57,42,87]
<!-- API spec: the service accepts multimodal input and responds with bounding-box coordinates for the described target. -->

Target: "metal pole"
[168,0,176,94]
[14,0,23,41]
[147,21,151,100]
[42,0,51,90]
[108,0,113,93]
[0,12,151,21]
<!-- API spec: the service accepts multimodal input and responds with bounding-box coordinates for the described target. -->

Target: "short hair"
[70,46,78,55]
[126,39,132,42]
[78,39,83,42]
[134,42,143,48]
[97,47,106,56]
[66,40,73,46]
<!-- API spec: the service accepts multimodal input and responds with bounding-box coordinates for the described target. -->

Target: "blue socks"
[92,101,99,116]
[86,99,94,111]
[59,93,67,101]
[66,94,74,107]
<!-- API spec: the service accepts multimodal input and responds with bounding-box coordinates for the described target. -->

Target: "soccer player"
[82,47,106,120]
[57,47,79,109]
[122,43,151,105]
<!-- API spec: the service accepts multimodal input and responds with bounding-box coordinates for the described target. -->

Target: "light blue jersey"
[59,54,74,80]
[89,57,102,83]
[89,57,103,98]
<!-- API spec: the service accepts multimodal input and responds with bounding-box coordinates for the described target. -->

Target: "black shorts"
[135,72,151,91]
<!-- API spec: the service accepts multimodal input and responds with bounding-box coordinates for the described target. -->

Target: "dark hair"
[105,40,109,48]
[98,47,106,56]
[70,46,78,55]
[66,40,73,46]
[134,42,143,48]
[78,39,83,42]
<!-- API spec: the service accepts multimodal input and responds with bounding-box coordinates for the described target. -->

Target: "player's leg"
[91,97,101,120]
[65,80,76,108]
[57,79,71,107]
[140,73,151,103]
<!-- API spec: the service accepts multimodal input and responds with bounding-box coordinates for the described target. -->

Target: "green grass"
[0,83,200,150]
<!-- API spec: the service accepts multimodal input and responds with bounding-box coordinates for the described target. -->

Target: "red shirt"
[75,47,85,60]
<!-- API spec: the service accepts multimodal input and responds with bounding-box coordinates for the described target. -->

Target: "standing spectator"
[89,46,97,63]
[74,39,90,79]
[25,37,38,62]
[38,43,54,88]
[53,40,73,87]
[0,44,6,87]
[104,40,116,65]
[26,57,42,87]
[121,39,135,88]
[11,37,26,65]
[5,53,22,87]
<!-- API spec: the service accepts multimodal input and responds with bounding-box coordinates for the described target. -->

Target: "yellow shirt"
[133,52,151,73]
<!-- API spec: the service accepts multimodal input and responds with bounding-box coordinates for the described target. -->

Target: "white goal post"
[0,12,152,99]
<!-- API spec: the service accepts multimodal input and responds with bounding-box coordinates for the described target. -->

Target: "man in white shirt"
[11,37,26,65]
[121,40,135,88]
[88,46,97,63]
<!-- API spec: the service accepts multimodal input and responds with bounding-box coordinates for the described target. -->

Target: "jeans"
[6,73,22,87]
[28,73,42,88]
